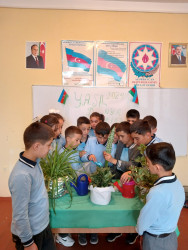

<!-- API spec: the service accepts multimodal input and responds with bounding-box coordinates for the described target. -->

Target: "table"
[50,190,143,233]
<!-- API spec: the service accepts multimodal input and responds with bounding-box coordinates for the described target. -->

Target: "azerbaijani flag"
[58,89,68,104]
[65,48,92,72]
[129,85,139,104]
[97,50,126,82]
[39,42,45,68]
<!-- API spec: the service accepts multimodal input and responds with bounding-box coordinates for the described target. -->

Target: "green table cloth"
[50,190,143,229]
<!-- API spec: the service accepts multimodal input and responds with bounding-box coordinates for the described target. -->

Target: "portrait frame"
[169,43,187,67]
[26,41,46,69]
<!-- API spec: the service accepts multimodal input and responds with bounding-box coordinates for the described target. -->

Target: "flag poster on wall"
[62,40,94,86]
[128,42,162,88]
[95,41,128,87]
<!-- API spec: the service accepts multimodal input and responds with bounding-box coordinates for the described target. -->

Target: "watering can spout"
[70,182,79,192]
[113,181,123,193]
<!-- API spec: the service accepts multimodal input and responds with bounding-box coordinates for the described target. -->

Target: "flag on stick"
[58,89,68,104]
[129,85,139,104]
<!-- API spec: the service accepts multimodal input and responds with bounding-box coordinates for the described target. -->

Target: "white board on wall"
[32,86,188,156]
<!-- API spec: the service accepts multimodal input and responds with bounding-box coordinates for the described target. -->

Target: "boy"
[104,122,140,179]
[143,115,162,143]
[104,122,140,243]
[80,122,113,246]
[136,142,185,250]
[8,122,56,250]
[126,109,140,124]
[81,121,113,173]
[59,126,82,172]
[77,116,91,151]
[57,126,82,247]
[120,120,159,245]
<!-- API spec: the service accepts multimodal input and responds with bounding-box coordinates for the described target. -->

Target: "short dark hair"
[24,122,55,150]
[31,44,38,50]
[90,112,105,122]
[49,113,65,122]
[146,142,176,171]
[130,120,151,135]
[116,122,130,134]
[40,115,59,128]
[143,115,157,129]
[95,122,110,136]
[65,126,82,138]
[110,123,119,131]
[77,116,90,126]
[126,109,140,119]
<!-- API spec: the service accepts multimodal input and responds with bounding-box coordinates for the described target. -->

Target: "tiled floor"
[1,197,188,250]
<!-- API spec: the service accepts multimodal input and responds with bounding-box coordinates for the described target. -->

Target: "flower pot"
[89,185,115,205]
[46,178,67,199]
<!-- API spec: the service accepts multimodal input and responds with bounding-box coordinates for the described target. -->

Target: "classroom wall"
[0,7,188,196]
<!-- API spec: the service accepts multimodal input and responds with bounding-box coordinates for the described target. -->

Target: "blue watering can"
[70,174,89,196]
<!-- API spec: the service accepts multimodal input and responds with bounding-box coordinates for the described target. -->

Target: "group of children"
[8,109,185,250]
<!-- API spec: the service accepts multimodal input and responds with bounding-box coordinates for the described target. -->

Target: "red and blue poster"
[128,42,162,88]
[62,40,94,86]
[96,41,128,87]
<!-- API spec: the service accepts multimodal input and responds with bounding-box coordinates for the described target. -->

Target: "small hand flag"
[129,85,139,104]
[58,89,68,104]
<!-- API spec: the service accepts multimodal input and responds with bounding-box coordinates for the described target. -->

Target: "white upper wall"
[0,0,188,13]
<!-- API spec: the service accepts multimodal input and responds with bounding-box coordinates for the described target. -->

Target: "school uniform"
[77,135,89,151]
[152,134,163,143]
[88,128,95,137]
[8,152,55,249]
[81,137,116,173]
[136,174,185,250]
[111,141,141,179]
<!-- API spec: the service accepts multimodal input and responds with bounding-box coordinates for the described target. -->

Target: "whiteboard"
[32,86,188,156]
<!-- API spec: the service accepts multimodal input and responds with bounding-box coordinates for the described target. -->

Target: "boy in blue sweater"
[8,122,56,250]
[143,115,162,143]
[136,142,185,250]
[57,126,82,247]
[81,122,115,173]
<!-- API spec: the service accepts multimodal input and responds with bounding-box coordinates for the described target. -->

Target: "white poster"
[96,41,128,87]
[62,40,94,86]
[128,42,162,88]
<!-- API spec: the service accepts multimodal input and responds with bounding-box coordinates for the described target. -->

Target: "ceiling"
[0,0,188,13]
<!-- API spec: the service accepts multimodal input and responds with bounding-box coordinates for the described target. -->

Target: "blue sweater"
[8,152,49,247]
[136,174,185,235]
[81,137,116,172]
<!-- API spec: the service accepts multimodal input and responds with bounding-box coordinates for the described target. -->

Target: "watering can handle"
[77,174,88,182]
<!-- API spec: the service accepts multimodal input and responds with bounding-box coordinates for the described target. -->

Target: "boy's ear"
[32,142,41,151]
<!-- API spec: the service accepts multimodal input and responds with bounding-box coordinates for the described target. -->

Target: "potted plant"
[40,145,78,213]
[89,167,115,205]
[129,144,158,203]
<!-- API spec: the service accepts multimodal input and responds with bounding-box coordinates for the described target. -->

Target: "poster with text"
[128,42,162,88]
[62,40,94,86]
[95,41,128,87]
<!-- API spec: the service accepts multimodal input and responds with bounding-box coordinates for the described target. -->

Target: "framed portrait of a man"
[26,41,46,69]
[169,43,187,67]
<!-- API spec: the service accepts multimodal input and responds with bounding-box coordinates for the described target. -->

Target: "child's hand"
[103,151,117,165]
[88,154,97,162]
[79,150,86,157]
[120,171,131,184]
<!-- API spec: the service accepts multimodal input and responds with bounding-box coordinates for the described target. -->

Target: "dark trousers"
[12,224,56,250]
